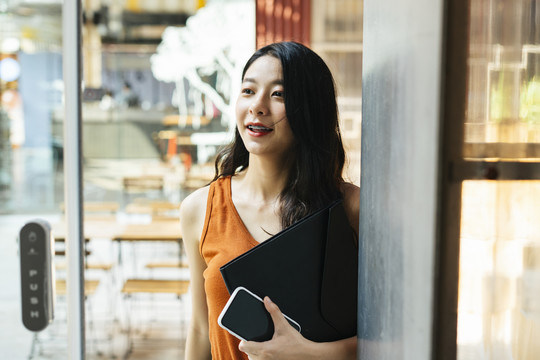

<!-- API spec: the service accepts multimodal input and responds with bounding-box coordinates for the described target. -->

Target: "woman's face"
[235,55,295,159]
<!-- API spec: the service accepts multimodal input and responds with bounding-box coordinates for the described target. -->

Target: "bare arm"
[180,187,212,360]
[340,182,360,237]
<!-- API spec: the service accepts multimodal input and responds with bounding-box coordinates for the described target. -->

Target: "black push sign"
[19,220,55,331]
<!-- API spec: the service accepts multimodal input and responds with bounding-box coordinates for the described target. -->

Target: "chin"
[244,144,270,156]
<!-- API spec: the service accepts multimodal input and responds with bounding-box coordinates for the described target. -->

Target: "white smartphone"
[218,286,301,342]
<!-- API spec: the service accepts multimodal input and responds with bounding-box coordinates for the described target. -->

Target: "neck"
[236,155,292,203]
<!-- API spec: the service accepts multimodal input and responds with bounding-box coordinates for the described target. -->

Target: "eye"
[272,90,284,97]
[242,88,254,95]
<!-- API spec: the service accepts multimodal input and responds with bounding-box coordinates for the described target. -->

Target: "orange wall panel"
[256,0,311,48]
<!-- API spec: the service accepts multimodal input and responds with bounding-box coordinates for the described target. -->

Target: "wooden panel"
[121,279,190,295]
[56,279,100,296]
[256,0,311,48]
[145,260,189,269]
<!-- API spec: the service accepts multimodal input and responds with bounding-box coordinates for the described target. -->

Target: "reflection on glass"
[0,2,68,358]
[311,0,363,184]
[465,0,540,153]
[0,9,63,212]
[78,1,256,209]
[458,180,540,360]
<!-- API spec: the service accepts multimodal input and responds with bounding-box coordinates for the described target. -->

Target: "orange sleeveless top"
[200,176,259,360]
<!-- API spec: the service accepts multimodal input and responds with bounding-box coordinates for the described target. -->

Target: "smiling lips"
[247,123,273,136]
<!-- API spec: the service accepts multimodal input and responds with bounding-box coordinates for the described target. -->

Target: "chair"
[60,201,119,217]
[120,279,190,358]
[145,260,189,270]
[122,176,165,204]
[124,199,180,220]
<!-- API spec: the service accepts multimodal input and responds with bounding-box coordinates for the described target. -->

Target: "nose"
[249,95,268,116]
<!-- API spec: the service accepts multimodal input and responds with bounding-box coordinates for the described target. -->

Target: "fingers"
[239,297,295,359]
[239,339,260,358]
[239,340,251,353]
[263,296,289,332]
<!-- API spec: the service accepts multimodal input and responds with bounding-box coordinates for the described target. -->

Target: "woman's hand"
[239,297,357,360]
[238,296,314,360]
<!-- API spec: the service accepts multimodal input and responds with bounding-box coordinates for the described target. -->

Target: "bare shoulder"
[179,185,211,244]
[180,185,210,217]
[339,182,360,234]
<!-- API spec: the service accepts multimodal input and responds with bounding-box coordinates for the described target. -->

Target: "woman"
[180,41,359,360]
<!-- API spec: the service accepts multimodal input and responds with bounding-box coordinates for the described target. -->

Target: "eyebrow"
[242,77,283,86]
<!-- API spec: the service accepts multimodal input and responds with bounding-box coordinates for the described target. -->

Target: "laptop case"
[219,199,358,342]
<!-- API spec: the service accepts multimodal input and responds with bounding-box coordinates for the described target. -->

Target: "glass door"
[456,1,540,359]
[1,0,278,358]
[0,2,64,213]
[0,0,71,358]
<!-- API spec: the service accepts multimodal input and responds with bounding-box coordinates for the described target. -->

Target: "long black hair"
[213,41,346,229]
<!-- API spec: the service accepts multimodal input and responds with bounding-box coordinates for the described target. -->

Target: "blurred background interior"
[2,0,540,359]
[0,0,362,358]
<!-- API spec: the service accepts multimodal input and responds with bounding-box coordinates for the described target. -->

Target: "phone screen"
[218,287,301,342]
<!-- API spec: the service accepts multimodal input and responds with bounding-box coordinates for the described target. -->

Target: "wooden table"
[52,217,186,355]
[111,221,182,242]
[52,217,124,241]
[52,218,183,266]
[52,218,182,242]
